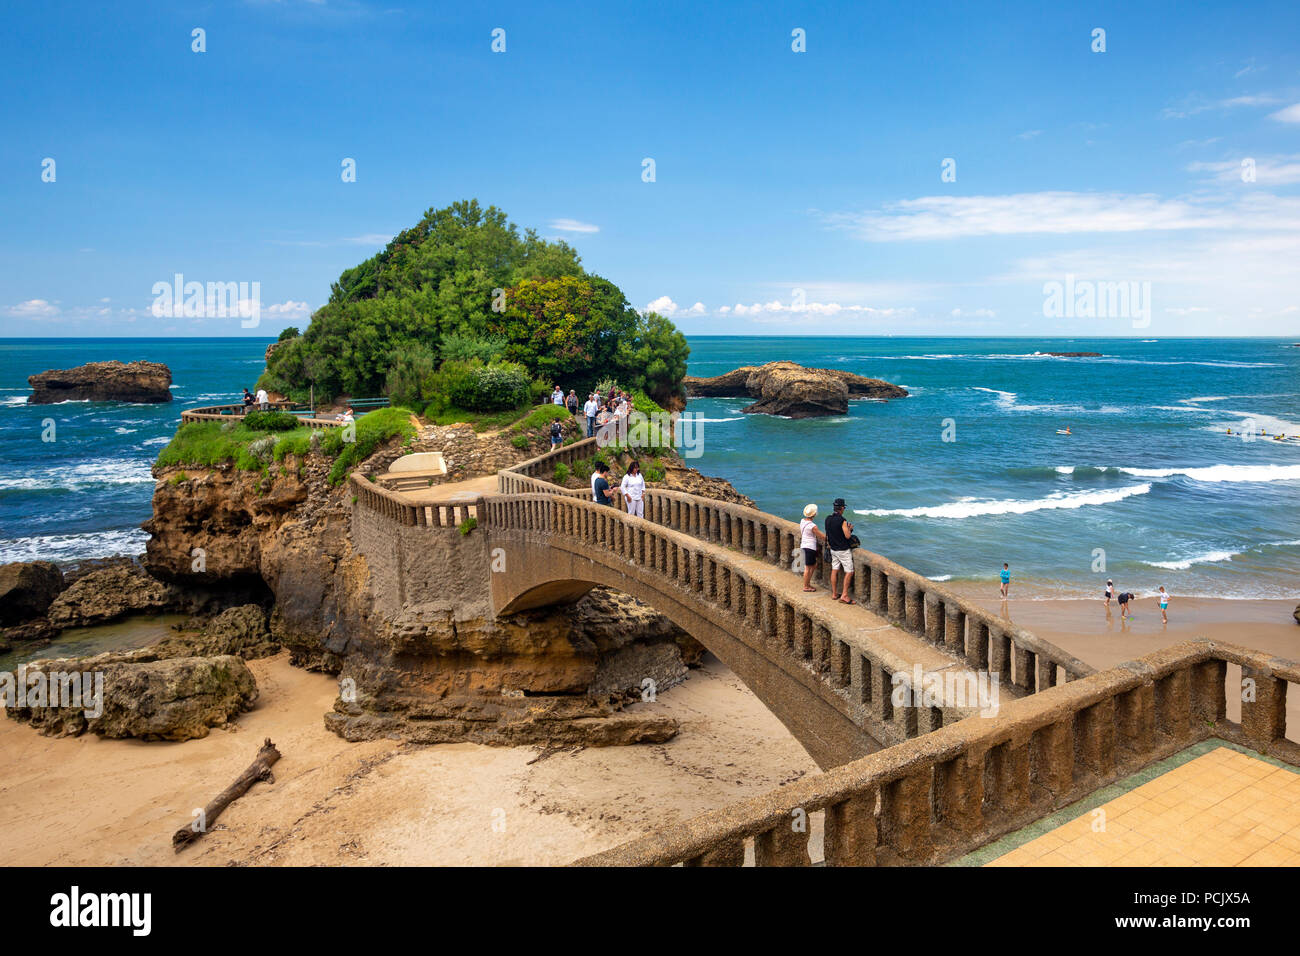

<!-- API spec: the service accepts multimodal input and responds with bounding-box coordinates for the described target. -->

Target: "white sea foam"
[970,386,1123,415]
[1,396,29,407]
[929,574,953,581]
[0,458,155,491]
[1117,464,1300,483]
[691,417,744,423]
[1145,549,1241,570]
[855,483,1151,519]
[114,427,137,434]
[0,528,148,563]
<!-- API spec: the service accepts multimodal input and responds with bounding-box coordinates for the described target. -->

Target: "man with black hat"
[825,497,856,604]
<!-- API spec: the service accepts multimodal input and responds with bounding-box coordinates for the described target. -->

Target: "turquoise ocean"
[2,336,1298,600]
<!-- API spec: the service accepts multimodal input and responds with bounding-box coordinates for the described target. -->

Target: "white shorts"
[830,549,853,572]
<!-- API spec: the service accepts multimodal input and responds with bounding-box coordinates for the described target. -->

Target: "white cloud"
[343,233,393,245]
[7,299,59,318]
[264,300,313,319]
[549,218,599,234]
[951,308,996,318]
[1163,93,1282,118]
[723,299,913,320]
[828,191,1300,241]
[1269,103,1300,123]
[1189,155,1300,186]
[644,295,679,315]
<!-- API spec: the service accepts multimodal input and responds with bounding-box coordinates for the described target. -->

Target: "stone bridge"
[349,435,1091,770]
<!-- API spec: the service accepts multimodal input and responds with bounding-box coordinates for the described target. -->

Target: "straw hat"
[803,503,818,518]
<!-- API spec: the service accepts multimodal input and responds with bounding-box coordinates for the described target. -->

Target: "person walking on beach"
[999,563,1011,599]
[583,393,598,437]
[1103,579,1114,609]
[620,460,646,518]
[592,463,614,507]
[825,498,856,604]
[799,504,827,593]
[1157,586,1169,624]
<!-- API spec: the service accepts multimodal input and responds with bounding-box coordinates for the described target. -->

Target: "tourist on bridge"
[242,388,254,408]
[550,419,563,450]
[620,460,646,518]
[583,393,599,437]
[255,386,269,411]
[825,498,856,604]
[593,463,614,507]
[799,504,827,593]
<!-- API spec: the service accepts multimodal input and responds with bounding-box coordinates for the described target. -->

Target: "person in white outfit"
[255,387,269,411]
[620,460,646,517]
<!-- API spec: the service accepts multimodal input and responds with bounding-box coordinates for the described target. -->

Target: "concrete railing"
[497,435,1092,692]
[349,473,478,528]
[575,640,1300,866]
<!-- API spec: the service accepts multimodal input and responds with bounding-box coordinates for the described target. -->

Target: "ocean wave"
[1144,549,1241,571]
[854,483,1151,519]
[690,417,744,423]
[1116,464,1300,483]
[114,427,137,434]
[970,386,1123,414]
[0,458,155,491]
[1,396,29,407]
[140,437,170,447]
[0,528,148,563]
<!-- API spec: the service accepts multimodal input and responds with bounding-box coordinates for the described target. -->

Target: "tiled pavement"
[957,742,1300,867]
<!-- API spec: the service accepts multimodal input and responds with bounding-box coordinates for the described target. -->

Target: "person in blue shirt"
[999,563,1011,599]
[592,463,613,506]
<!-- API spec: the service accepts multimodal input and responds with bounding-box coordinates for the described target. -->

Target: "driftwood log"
[172,737,281,851]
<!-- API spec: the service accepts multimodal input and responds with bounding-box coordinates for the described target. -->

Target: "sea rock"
[152,604,280,660]
[1045,351,1102,357]
[27,360,172,404]
[1294,604,1299,625]
[684,360,907,418]
[0,560,66,624]
[46,564,179,629]
[7,653,258,741]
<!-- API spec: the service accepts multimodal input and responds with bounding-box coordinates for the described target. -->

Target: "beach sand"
[0,651,818,866]
[2,596,1295,866]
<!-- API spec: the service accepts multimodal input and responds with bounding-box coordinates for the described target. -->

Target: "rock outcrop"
[46,563,181,629]
[27,360,172,404]
[1294,604,1299,626]
[684,361,907,418]
[0,561,65,624]
[1045,351,1102,358]
[151,604,280,660]
[7,652,258,741]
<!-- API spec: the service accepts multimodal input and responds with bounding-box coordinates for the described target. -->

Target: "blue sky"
[2,0,1299,337]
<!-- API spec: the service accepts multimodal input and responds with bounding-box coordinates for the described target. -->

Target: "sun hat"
[833,497,846,510]
[803,503,818,518]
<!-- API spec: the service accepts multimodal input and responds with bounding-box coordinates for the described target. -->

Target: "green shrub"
[385,344,439,410]
[517,403,571,430]
[440,330,506,365]
[553,462,570,484]
[322,406,418,485]
[511,434,530,450]
[572,458,593,481]
[644,464,666,483]
[168,471,189,485]
[242,410,300,432]
[446,361,532,411]
[458,516,478,536]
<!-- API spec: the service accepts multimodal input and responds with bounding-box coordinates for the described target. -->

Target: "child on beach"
[1103,579,1114,608]
[800,504,827,593]
[999,563,1010,599]
[1157,586,1169,624]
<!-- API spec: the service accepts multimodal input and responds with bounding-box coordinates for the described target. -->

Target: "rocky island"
[684,360,907,418]
[27,360,173,404]
[1044,351,1102,357]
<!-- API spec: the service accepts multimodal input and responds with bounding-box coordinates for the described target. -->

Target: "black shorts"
[803,548,819,566]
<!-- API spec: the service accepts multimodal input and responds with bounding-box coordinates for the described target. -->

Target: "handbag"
[847,534,861,549]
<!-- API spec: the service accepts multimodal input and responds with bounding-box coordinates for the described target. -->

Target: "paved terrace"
[350,435,1091,769]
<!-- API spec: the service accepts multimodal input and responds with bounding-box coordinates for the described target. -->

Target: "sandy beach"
[2,595,1295,866]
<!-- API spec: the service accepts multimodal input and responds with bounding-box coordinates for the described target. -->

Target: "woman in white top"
[799,503,827,592]
[620,460,646,517]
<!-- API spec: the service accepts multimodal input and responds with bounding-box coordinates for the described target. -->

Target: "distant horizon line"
[2,334,1297,342]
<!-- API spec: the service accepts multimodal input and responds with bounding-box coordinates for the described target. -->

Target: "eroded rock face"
[27,360,172,404]
[45,563,181,629]
[684,361,907,418]
[151,604,280,660]
[0,561,65,624]
[6,652,257,741]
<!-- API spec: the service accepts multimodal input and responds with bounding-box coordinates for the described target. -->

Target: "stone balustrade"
[574,640,1300,866]
[180,401,344,429]
[349,473,477,528]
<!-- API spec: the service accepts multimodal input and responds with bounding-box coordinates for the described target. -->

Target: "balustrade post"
[879,770,933,863]
[1075,698,1116,778]
[824,792,878,866]
[1013,642,1033,692]
[924,595,943,642]
[1240,665,1287,750]
[753,816,811,866]
[944,606,965,657]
